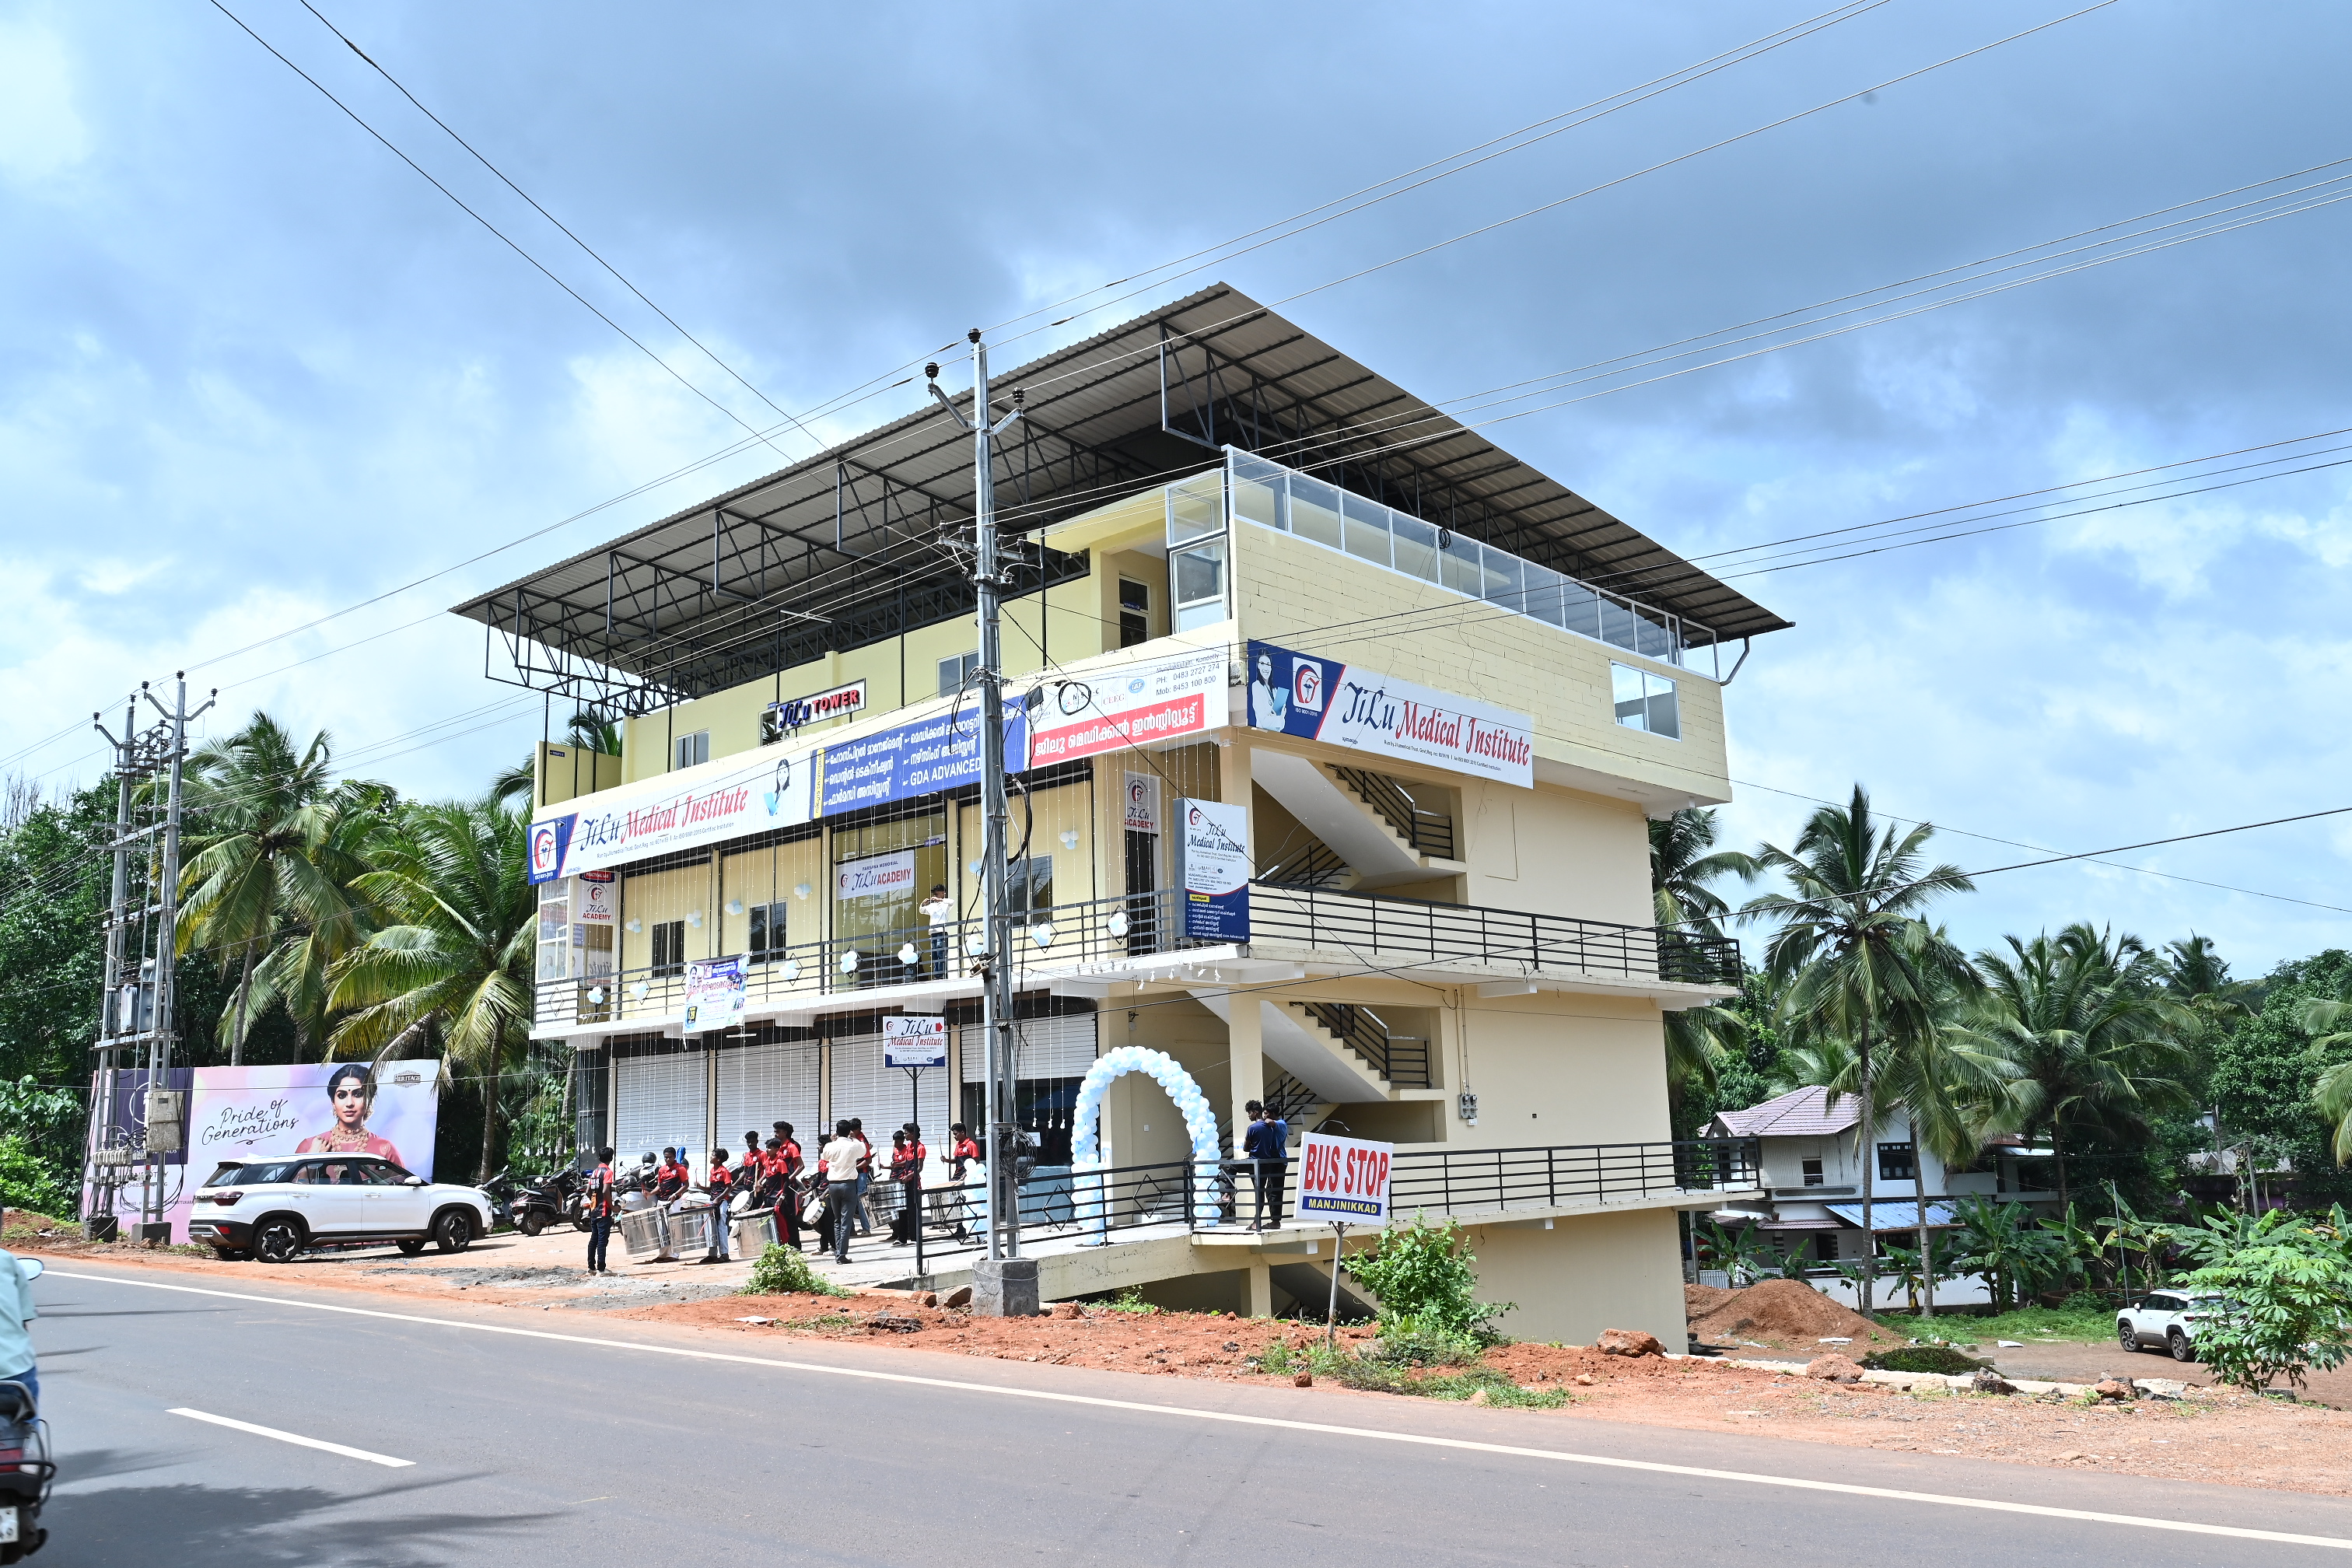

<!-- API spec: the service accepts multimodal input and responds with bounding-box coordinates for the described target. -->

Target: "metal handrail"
[1330,765,1457,859]
[539,882,1741,1031]
[1294,1001,1431,1089]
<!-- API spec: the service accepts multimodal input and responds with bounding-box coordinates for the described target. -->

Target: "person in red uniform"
[945,1122,981,1241]
[703,1149,734,1264]
[771,1122,806,1251]
[654,1147,689,1204]
[889,1122,929,1245]
[585,1146,617,1273]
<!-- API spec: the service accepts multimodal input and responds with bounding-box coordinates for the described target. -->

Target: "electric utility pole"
[928,331,1028,1312]
[87,675,212,1241]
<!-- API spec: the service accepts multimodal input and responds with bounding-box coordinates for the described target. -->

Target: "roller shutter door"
[957,1013,1097,1082]
[716,1040,820,1148]
[614,1052,709,1171]
[829,1031,948,1142]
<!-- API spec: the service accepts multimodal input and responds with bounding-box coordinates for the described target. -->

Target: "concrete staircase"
[1251,753,1461,891]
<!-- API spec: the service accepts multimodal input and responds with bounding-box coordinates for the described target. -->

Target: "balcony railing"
[1248,884,1743,989]
[538,885,1742,1031]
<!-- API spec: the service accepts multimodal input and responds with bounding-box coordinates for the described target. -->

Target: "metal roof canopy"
[453,283,1792,716]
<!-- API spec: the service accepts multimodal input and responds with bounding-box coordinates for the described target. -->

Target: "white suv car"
[190,1156,494,1264]
[2117,1289,2221,1361]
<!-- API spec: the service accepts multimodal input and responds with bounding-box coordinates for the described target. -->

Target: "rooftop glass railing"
[1211,447,1720,677]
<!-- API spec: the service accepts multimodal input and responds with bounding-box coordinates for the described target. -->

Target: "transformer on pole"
[86,675,213,1244]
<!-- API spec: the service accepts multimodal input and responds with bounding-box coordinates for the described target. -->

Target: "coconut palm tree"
[2302,981,2352,1164]
[1965,924,2195,1207]
[326,796,535,1182]
[1741,785,1979,1317]
[176,715,382,1064]
[1649,809,1757,1109]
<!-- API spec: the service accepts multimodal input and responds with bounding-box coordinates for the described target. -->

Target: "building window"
[1006,855,1053,923]
[649,919,687,978]
[1611,663,1679,740]
[1170,540,1227,632]
[672,730,709,770]
[937,651,981,696]
[1801,1157,1824,1187]
[746,902,787,964]
[1118,579,1150,648]
[1877,1142,1916,1182]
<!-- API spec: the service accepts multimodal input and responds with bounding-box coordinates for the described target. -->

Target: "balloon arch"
[1070,1046,1225,1238]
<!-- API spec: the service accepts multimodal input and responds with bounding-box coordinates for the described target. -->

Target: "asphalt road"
[21,1262,2352,1568]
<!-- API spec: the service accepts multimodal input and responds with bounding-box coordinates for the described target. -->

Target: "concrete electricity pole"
[927,331,1033,1315]
[88,675,212,1241]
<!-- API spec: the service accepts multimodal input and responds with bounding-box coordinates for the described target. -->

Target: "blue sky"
[3,1,2347,977]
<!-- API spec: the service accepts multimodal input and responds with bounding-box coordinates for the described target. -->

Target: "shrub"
[1861,1346,1988,1375]
[1342,1216,1514,1341]
[741,1244,849,1297]
[2184,1243,2352,1395]
[1363,1314,1480,1368]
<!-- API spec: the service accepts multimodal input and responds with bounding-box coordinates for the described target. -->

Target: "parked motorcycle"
[511,1168,590,1237]
[0,1258,53,1563]
[478,1171,521,1232]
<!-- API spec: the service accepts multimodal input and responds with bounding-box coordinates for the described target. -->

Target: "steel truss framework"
[458,285,1790,718]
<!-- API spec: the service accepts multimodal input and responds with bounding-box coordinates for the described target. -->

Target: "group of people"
[581,1118,987,1273]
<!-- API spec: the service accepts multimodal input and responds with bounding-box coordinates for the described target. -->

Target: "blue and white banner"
[1244,639,1535,787]
[528,744,814,884]
[817,699,1028,814]
[1178,798,1250,942]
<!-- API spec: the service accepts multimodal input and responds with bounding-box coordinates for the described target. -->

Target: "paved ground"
[19,1261,2352,1567]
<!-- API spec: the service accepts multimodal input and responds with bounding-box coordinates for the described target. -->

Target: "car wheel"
[2168,1328,2195,1363]
[519,1211,545,1238]
[396,1238,429,1257]
[433,1209,475,1255]
[254,1220,303,1264]
[2118,1319,2139,1352]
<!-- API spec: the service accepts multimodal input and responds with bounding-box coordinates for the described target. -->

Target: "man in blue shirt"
[1241,1100,1289,1231]
[0,1245,37,1409]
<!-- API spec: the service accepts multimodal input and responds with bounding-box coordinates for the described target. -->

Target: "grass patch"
[788,1313,862,1332]
[1878,1304,2116,1344]
[740,1243,849,1297]
[1097,1286,1160,1315]
[1862,1346,1990,1376]
[1306,1346,1567,1406]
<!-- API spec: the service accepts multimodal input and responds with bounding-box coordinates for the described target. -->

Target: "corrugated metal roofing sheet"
[451,284,1791,705]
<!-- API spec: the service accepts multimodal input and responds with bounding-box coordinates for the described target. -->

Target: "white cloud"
[0,19,87,185]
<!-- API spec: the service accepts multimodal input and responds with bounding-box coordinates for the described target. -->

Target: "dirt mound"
[2,1212,65,1232]
[1688,1279,1899,1349]
[1684,1283,1735,1318]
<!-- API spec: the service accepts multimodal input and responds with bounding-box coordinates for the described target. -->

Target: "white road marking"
[166,1406,415,1468]
[62,1269,2347,1550]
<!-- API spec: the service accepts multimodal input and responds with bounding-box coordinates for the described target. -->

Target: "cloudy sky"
[3,0,2346,976]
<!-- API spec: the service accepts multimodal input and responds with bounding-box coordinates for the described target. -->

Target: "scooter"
[513,1170,583,1237]
[0,1258,53,1563]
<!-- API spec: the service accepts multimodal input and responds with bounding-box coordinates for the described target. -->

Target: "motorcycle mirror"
[16,1258,44,1281]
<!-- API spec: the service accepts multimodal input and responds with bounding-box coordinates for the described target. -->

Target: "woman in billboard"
[296,1063,406,1166]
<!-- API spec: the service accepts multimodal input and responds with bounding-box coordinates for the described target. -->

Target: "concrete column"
[1244,1261,1273,1318]
[1225,992,1264,1157]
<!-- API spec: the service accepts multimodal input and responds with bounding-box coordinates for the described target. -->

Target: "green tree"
[176,715,384,1063]
[1648,808,1758,1118]
[2185,1237,2352,1395]
[2210,950,2352,1200]
[327,797,535,1181]
[1965,923,2195,1209]
[1741,785,1978,1317]
[1944,1193,2076,1311]
[2301,975,2352,1164]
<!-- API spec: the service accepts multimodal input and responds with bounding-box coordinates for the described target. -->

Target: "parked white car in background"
[2117,1289,2221,1361]
[189,1156,492,1263]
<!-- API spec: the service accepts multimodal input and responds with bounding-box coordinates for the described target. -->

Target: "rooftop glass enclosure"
[1165,448,1723,678]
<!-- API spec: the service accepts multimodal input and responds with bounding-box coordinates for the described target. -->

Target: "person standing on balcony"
[819,1121,863,1265]
[585,1146,617,1274]
[920,884,954,979]
[1243,1101,1289,1230]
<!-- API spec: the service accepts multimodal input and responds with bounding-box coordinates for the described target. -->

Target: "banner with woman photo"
[97,1060,443,1241]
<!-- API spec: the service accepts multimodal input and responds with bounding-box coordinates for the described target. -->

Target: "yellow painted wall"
[1446,988,1673,1151]
[1460,1208,1689,1346]
[536,744,621,808]
[1456,778,1654,926]
[1231,518,1730,807]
